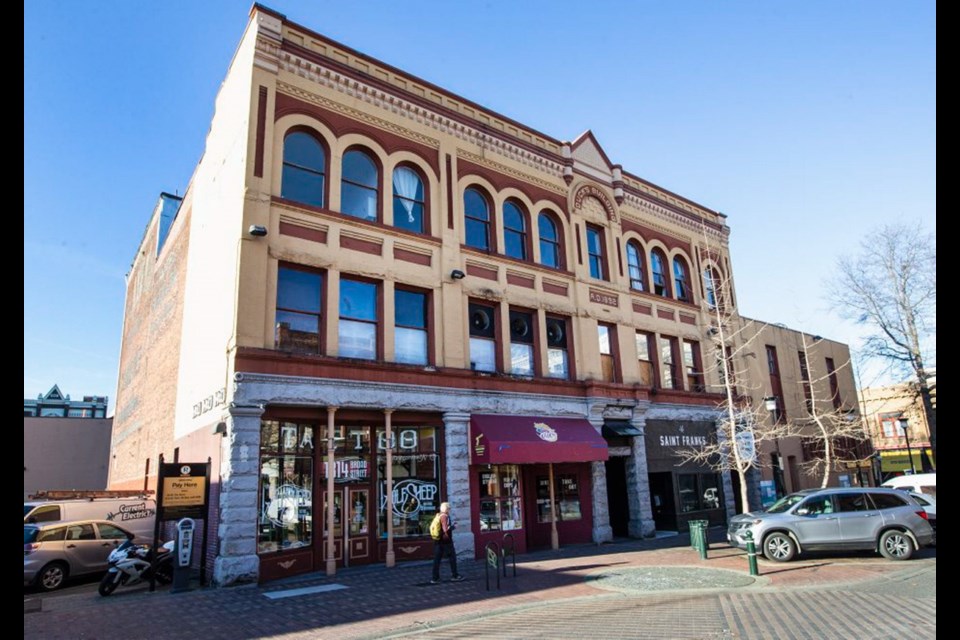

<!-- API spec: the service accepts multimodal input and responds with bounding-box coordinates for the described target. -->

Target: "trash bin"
[689,520,708,551]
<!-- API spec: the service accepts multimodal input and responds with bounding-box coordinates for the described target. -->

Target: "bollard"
[744,530,759,576]
[484,542,501,591]
[690,521,700,550]
[697,522,708,560]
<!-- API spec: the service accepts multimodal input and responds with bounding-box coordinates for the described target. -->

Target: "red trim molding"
[657,308,676,321]
[506,272,535,289]
[393,246,431,266]
[279,221,328,244]
[340,234,382,256]
[466,263,498,281]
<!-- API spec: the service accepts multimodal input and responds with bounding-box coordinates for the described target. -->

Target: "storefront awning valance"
[880,449,936,473]
[602,420,642,438]
[470,415,608,465]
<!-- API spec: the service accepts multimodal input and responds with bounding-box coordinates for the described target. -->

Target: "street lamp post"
[897,418,916,475]
[763,396,785,496]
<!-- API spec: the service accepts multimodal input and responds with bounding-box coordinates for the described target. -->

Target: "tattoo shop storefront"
[645,419,726,533]
[256,409,444,581]
[468,415,608,558]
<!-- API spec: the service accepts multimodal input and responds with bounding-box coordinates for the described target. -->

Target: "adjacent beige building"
[110,6,861,585]
[861,381,935,479]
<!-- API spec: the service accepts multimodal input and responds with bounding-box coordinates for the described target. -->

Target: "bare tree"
[828,224,936,457]
[674,229,790,513]
[790,335,870,488]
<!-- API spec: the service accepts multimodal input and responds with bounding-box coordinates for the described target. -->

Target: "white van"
[882,473,936,498]
[24,497,157,538]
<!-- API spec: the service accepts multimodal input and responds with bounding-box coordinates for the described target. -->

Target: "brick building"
[110,5,857,585]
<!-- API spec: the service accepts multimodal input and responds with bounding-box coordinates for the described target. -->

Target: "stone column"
[626,417,656,538]
[442,412,474,557]
[587,414,613,543]
[213,403,263,586]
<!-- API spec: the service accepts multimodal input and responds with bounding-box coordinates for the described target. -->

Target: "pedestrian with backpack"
[430,502,464,584]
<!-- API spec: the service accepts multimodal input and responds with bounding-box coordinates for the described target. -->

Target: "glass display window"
[376,426,441,538]
[478,465,523,531]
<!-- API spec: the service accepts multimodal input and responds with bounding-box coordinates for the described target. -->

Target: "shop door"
[605,457,629,538]
[524,464,592,549]
[320,486,373,567]
[648,472,676,531]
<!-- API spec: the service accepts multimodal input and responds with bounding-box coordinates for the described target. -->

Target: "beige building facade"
[861,382,935,479]
[110,6,857,586]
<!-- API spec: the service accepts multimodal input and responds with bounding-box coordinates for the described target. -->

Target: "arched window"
[673,256,691,302]
[392,166,425,233]
[626,241,645,291]
[340,149,379,220]
[464,187,491,250]
[651,250,669,297]
[503,201,527,260]
[703,267,720,308]
[538,212,562,269]
[281,131,326,207]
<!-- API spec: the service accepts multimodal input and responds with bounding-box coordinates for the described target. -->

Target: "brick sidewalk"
[24,534,935,640]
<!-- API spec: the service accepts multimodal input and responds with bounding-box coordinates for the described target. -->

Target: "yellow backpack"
[429,513,443,540]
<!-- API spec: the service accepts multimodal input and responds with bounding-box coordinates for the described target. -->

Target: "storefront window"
[376,427,440,538]
[478,465,523,532]
[679,473,722,512]
[259,420,315,554]
[536,474,582,523]
[678,474,699,513]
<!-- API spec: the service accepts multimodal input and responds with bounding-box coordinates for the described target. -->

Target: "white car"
[909,492,936,535]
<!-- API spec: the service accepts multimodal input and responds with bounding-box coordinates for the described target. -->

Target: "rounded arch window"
[281,131,326,208]
[673,256,691,302]
[392,166,425,233]
[464,187,491,250]
[651,250,670,297]
[503,201,528,260]
[626,241,645,291]
[538,212,562,269]
[341,149,379,220]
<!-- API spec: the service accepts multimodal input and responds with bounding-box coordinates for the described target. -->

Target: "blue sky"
[24,1,935,407]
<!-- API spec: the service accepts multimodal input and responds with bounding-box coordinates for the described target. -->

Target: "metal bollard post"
[744,530,759,576]
[698,523,708,560]
[690,521,700,550]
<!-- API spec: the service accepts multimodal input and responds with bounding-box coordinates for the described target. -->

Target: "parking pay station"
[172,518,195,593]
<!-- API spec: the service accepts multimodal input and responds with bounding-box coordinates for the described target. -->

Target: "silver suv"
[727,487,934,562]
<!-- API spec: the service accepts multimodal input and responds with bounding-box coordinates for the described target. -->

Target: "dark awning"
[470,415,608,465]
[602,420,642,438]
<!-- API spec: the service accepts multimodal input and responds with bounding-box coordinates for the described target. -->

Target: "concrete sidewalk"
[24,533,936,639]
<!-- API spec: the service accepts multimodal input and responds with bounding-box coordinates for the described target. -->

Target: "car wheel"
[37,562,69,591]
[879,529,915,560]
[762,532,796,562]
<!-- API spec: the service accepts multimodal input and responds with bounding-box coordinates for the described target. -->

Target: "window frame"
[468,300,501,372]
[502,200,530,262]
[338,275,382,361]
[651,249,671,297]
[683,340,705,392]
[673,256,691,302]
[598,322,620,383]
[636,331,657,387]
[507,307,538,377]
[340,147,382,222]
[659,335,682,390]
[280,128,329,209]
[394,285,432,366]
[545,314,573,380]
[586,224,608,281]
[275,262,326,354]
[537,211,564,270]
[464,186,495,252]
[626,241,646,292]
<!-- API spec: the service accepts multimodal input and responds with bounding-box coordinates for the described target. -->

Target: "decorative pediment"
[570,130,613,175]
[42,385,65,402]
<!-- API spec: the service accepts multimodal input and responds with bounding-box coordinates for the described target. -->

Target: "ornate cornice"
[455,150,566,196]
[275,80,440,149]
[275,52,565,177]
[621,192,728,241]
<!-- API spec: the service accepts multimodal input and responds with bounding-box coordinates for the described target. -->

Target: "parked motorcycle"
[98,539,175,596]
